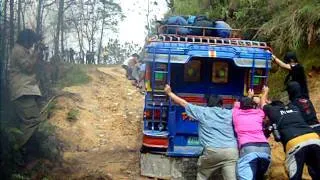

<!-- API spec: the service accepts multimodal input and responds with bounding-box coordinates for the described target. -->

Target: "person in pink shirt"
[232,89,271,180]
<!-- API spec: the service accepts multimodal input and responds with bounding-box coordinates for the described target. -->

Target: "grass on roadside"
[66,108,80,122]
[56,65,91,89]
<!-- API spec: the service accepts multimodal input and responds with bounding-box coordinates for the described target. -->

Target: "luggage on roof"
[160,15,232,38]
[191,19,215,36]
[164,16,189,35]
[213,21,232,38]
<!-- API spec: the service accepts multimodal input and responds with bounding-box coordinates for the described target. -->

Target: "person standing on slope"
[8,29,42,150]
[272,52,309,98]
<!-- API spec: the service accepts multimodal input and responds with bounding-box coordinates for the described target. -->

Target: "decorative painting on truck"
[212,61,229,83]
[184,60,201,82]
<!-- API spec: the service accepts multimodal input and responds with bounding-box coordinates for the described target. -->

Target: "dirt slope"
[49,66,144,179]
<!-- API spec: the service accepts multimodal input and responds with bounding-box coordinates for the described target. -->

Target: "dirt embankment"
[49,66,144,179]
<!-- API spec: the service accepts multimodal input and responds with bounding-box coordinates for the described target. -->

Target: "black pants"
[287,143,320,180]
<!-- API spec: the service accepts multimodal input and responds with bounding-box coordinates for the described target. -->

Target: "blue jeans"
[237,143,271,180]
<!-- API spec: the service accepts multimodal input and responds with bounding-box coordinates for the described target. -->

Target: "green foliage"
[56,65,91,89]
[67,108,80,122]
[268,69,288,99]
[7,128,24,150]
[258,0,320,53]
[103,39,142,64]
[45,100,57,118]
[11,174,31,180]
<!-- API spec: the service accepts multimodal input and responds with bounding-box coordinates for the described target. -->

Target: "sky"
[118,0,168,46]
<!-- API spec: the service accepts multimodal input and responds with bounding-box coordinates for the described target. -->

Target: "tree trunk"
[22,2,26,29]
[97,12,106,64]
[1,0,8,77]
[54,0,64,59]
[75,24,84,63]
[9,0,14,50]
[36,0,43,35]
[60,11,64,61]
[17,0,22,33]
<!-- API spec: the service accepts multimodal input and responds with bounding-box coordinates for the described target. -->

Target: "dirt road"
[49,66,144,179]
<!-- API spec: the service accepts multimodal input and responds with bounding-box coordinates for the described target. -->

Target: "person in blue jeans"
[232,88,271,180]
[164,84,238,180]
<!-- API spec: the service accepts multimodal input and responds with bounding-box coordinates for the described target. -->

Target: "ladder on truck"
[142,47,172,151]
[250,49,271,90]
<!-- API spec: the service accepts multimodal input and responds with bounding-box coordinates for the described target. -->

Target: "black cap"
[286,81,302,101]
[17,29,41,48]
[240,97,254,110]
[206,95,223,107]
[284,52,298,63]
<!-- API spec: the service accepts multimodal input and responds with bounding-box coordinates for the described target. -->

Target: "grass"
[298,47,320,71]
[66,108,79,122]
[56,65,91,89]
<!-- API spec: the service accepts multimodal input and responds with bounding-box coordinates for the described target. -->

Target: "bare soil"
[49,66,144,179]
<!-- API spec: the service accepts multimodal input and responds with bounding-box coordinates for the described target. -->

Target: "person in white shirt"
[122,53,139,79]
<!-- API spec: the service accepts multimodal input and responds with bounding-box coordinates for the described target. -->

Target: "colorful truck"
[140,21,272,179]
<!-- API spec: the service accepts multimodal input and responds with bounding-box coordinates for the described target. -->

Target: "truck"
[140,20,272,179]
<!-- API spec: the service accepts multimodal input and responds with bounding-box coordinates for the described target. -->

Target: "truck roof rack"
[149,34,270,50]
[150,25,271,50]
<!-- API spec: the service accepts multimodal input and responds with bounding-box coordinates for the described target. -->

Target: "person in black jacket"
[272,52,309,98]
[286,81,318,125]
[286,81,320,135]
[261,86,320,180]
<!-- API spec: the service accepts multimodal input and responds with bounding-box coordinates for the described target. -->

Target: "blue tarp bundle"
[162,16,232,38]
[165,16,189,35]
[214,21,232,38]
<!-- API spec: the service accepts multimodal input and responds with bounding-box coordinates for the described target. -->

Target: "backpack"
[292,98,318,125]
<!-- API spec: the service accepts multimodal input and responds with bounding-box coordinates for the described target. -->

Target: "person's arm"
[164,84,188,107]
[260,86,269,108]
[272,54,291,70]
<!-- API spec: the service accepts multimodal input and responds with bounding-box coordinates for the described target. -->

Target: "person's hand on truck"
[164,84,188,107]
[248,89,254,98]
[164,84,172,94]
